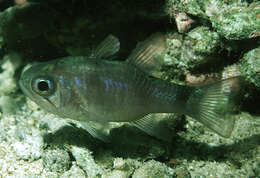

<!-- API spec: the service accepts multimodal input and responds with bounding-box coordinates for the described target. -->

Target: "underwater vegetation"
[0,0,259,177]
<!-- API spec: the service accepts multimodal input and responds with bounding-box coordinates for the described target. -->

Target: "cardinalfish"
[19,33,242,142]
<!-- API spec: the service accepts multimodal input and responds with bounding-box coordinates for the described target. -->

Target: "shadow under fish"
[19,33,243,142]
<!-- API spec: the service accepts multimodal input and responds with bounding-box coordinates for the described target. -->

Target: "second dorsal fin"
[91,34,120,59]
[126,33,166,77]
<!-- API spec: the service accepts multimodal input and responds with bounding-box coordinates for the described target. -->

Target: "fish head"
[19,61,73,117]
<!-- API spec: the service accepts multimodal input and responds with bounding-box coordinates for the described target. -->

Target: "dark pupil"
[37,81,50,92]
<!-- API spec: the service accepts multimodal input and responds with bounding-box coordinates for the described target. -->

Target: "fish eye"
[32,77,56,96]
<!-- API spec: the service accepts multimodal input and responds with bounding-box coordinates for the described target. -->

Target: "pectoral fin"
[91,34,120,59]
[126,33,166,78]
[132,113,175,142]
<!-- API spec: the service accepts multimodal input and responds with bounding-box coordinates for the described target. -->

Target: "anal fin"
[132,113,175,142]
[79,121,111,142]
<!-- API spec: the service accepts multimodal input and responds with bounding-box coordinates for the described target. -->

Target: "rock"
[174,12,195,33]
[113,158,126,170]
[70,146,104,177]
[181,26,221,69]
[12,133,43,161]
[132,160,175,178]
[222,64,241,80]
[42,148,71,173]
[165,26,221,76]
[0,53,21,95]
[62,163,86,178]
[0,96,18,115]
[102,170,130,178]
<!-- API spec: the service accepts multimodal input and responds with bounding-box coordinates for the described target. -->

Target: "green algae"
[211,2,260,40]
[240,46,260,88]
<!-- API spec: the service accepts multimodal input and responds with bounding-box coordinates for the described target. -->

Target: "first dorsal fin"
[91,34,120,59]
[126,33,166,77]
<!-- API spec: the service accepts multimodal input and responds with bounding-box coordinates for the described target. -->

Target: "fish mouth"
[19,79,38,104]
[19,79,34,101]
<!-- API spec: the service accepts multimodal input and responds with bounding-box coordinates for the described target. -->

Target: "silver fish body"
[19,34,241,141]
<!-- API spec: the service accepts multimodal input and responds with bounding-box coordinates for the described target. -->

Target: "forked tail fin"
[185,77,242,137]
